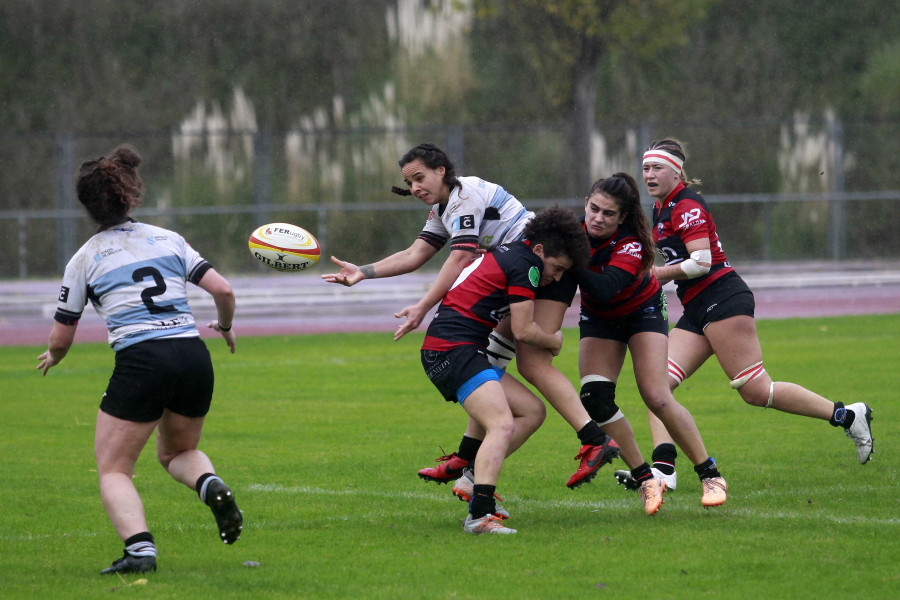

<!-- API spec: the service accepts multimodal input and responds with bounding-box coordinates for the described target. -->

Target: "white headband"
[642,149,684,174]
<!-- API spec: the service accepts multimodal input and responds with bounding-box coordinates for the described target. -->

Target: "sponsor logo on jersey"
[528,266,540,287]
[679,208,705,230]
[459,214,475,230]
[618,242,643,258]
[93,247,123,262]
[58,286,70,302]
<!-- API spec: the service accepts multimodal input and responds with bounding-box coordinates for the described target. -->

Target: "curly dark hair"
[391,142,461,196]
[76,145,144,230]
[523,205,589,271]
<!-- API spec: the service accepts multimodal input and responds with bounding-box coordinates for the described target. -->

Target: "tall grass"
[1,315,897,599]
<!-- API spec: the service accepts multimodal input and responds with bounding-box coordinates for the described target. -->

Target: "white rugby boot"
[844,403,874,464]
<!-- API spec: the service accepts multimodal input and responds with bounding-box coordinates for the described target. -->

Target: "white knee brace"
[729,361,776,408]
[668,358,686,388]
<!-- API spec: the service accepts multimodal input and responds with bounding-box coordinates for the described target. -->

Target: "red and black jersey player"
[642,138,873,482]
[572,172,727,514]
[420,206,589,535]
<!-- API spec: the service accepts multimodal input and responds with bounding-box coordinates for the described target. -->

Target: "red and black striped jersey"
[579,222,660,319]
[652,183,734,304]
[422,241,541,351]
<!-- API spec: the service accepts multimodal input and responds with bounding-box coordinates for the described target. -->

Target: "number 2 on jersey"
[132,266,177,314]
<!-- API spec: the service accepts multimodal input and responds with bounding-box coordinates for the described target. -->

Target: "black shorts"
[579,289,669,344]
[421,344,501,404]
[101,337,214,422]
[675,273,755,335]
[535,271,578,305]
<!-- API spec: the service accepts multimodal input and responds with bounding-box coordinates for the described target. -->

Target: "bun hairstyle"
[76,145,144,230]
[392,142,461,196]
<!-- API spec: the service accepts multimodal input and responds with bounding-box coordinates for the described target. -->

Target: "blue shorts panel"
[422,344,494,404]
[456,366,504,405]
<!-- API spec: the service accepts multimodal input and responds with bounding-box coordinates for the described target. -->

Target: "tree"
[472,0,715,193]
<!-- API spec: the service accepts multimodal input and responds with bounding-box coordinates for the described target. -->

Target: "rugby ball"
[248,223,321,272]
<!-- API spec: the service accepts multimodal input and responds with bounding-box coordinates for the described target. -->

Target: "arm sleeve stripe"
[449,241,479,252]
[189,261,212,285]
[54,309,81,326]
[417,231,447,250]
[507,286,536,300]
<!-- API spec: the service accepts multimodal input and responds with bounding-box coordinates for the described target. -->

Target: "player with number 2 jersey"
[54,220,210,350]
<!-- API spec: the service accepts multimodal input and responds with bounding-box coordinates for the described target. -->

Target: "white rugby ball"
[248,222,321,272]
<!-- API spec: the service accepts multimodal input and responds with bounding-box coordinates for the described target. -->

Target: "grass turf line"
[0,314,897,599]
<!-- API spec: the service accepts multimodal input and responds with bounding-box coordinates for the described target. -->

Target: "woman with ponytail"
[322,143,621,502]
[573,172,727,514]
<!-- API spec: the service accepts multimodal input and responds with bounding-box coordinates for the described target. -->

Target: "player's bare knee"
[580,375,624,426]
[157,451,176,470]
[737,386,768,407]
[497,418,516,444]
[533,401,547,425]
[641,389,672,414]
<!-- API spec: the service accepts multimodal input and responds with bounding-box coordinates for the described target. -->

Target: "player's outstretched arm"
[37,321,77,375]
[324,239,440,289]
[394,247,475,341]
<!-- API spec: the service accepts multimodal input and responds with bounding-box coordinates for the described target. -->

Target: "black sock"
[651,443,677,475]
[694,457,722,480]
[195,473,223,504]
[576,421,607,446]
[829,402,855,428]
[631,463,653,485]
[458,435,483,462]
[470,484,496,519]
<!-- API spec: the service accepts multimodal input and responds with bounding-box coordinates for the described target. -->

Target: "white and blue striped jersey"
[54,220,211,351]
[418,176,534,252]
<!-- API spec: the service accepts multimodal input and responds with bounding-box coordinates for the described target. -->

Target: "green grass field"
[1,314,897,599]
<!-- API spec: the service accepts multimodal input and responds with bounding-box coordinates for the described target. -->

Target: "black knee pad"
[580,380,619,424]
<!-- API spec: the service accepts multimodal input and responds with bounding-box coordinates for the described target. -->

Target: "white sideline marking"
[247,483,900,526]
[3,483,894,543]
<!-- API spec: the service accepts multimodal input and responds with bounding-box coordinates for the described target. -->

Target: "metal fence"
[2,117,899,278]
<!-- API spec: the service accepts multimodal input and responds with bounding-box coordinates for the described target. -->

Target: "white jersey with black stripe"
[419,176,534,251]
[55,221,207,351]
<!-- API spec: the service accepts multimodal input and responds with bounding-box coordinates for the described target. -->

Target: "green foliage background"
[1,0,899,278]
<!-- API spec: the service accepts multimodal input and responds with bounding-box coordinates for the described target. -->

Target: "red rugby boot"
[566,437,620,489]
[417,452,469,484]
